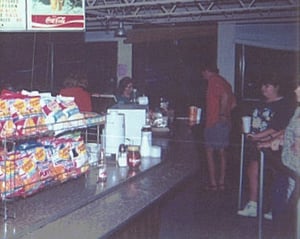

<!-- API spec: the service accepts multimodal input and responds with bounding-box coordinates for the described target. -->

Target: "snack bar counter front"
[0,119,200,239]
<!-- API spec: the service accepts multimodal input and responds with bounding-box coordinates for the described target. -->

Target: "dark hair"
[260,72,281,87]
[63,75,78,88]
[200,62,219,73]
[118,76,133,94]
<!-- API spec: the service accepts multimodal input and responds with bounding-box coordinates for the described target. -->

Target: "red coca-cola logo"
[45,16,66,24]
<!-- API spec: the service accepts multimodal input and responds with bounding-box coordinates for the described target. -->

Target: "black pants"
[271,172,297,239]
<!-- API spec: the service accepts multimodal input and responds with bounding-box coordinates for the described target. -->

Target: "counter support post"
[238,133,245,210]
[258,150,265,239]
[296,195,300,239]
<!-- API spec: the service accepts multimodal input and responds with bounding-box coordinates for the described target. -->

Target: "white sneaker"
[237,201,257,217]
[264,211,272,220]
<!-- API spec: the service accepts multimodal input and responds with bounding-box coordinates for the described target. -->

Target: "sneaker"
[237,201,257,217]
[264,211,272,220]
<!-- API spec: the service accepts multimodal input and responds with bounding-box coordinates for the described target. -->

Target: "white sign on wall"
[0,0,26,31]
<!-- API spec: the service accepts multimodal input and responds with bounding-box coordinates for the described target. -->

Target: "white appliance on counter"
[107,104,147,147]
[103,111,125,155]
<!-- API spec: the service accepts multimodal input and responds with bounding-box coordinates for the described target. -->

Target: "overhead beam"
[85,0,300,31]
[124,25,217,43]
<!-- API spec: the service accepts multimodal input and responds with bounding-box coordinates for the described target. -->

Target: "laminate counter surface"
[1,120,200,239]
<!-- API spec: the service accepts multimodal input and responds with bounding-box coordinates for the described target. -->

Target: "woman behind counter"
[60,73,92,112]
[116,76,135,104]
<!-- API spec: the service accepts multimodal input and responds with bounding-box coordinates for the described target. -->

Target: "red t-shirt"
[60,87,92,112]
[205,74,235,128]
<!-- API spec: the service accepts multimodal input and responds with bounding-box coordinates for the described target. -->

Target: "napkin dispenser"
[107,104,147,146]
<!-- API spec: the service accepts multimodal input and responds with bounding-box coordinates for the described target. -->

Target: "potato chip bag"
[36,115,49,133]
[31,146,53,185]
[44,138,76,182]
[0,117,16,138]
[0,152,24,198]
[27,96,42,114]
[0,99,10,117]
[14,116,36,137]
[70,139,88,177]
[15,151,42,196]
[9,97,29,118]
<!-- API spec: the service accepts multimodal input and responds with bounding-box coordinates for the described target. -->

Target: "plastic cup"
[242,116,251,133]
[196,108,202,123]
[189,106,198,122]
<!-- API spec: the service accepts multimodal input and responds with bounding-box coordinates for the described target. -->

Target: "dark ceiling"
[85,0,300,31]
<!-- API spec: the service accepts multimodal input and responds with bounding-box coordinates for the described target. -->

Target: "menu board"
[27,0,85,31]
[0,0,26,31]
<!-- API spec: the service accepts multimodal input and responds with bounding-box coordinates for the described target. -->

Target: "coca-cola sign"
[27,1,85,31]
[0,1,85,31]
[45,16,66,25]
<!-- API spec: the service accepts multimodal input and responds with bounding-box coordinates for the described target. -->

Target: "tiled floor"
[158,147,274,239]
[159,175,274,239]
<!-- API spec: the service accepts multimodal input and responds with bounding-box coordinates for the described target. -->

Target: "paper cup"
[242,116,251,133]
[196,108,202,123]
[151,146,161,158]
[189,106,198,122]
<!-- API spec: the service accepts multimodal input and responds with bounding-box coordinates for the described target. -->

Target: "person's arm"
[219,90,230,121]
[257,130,285,150]
[247,128,278,142]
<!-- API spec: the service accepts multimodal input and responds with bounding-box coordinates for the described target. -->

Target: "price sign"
[0,0,26,31]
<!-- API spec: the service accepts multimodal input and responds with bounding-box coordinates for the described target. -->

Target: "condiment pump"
[140,125,152,157]
[117,144,128,167]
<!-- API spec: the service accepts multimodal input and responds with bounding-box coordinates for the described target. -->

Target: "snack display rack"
[0,112,105,221]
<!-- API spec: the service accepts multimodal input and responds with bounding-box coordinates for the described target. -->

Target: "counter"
[1,119,201,239]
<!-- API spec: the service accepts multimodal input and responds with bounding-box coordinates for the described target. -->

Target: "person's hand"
[257,141,271,149]
[246,133,258,141]
[257,138,282,151]
[270,138,282,151]
[247,132,274,142]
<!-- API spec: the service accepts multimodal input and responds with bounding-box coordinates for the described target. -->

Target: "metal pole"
[296,197,300,239]
[97,124,100,145]
[3,139,8,221]
[258,150,264,239]
[50,42,55,92]
[238,133,245,209]
[1,140,16,221]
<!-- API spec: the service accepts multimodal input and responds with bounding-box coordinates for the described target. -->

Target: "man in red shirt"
[201,63,236,191]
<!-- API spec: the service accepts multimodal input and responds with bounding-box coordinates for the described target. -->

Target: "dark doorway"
[235,44,299,102]
[54,41,117,94]
[0,32,117,94]
[133,37,216,116]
